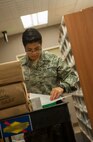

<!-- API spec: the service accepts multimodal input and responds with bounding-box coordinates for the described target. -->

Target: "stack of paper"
[29,93,63,107]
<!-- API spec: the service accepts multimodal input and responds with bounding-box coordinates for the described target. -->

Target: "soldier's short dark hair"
[22,28,42,47]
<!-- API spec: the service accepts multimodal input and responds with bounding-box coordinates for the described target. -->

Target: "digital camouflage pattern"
[18,51,78,95]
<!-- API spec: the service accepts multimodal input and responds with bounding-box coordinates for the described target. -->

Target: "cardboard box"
[0,61,24,86]
[0,104,30,119]
[0,83,28,110]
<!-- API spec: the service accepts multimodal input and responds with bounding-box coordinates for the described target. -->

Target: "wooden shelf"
[64,7,93,141]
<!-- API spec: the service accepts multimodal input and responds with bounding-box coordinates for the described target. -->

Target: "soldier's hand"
[50,87,64,100]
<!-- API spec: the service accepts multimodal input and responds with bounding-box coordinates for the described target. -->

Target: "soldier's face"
[25,42,42,61]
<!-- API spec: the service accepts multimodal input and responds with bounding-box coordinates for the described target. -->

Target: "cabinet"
[59,8,93,141]
[63,7,93,141]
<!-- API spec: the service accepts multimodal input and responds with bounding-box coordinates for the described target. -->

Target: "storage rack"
[59,16,93,142]
[73,89,93,141]
[58,16,75,68]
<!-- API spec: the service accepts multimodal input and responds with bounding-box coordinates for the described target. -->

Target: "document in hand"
[29,93,64,108]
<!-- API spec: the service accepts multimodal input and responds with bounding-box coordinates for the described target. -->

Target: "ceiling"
[0,0,93,37]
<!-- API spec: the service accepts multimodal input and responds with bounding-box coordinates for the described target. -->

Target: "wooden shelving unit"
[59,14,93,141]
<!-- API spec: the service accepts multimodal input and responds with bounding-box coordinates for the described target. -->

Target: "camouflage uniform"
[19,51,78,95]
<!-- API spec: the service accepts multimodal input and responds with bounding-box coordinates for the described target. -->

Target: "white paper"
[29,93,63,106]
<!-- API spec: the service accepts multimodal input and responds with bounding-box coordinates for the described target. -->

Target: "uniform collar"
[21,51,50,67]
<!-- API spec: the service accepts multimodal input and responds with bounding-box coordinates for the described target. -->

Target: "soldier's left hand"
[50,87,64,100]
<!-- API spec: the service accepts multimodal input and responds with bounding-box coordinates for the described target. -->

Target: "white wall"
[0,25,59,63]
